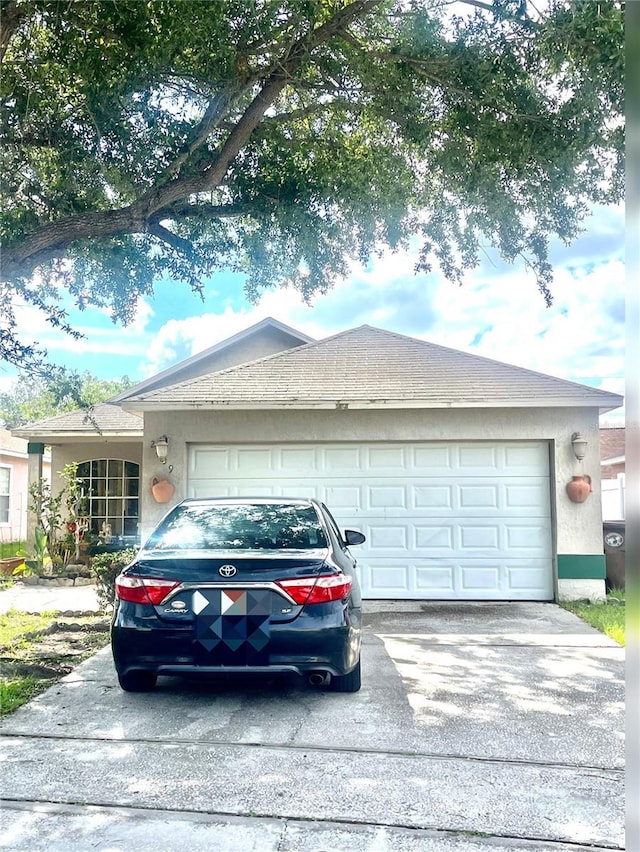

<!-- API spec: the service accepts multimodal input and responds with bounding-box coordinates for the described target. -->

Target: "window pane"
[91,460,107,478]
[0,467,11,492]
[91,498,107,517]
[0,495,9,524]
[108,459,123,477]
[125,478,139,496]
[123,516,138,536]
[124,461,138,477]
[124,498,138,517]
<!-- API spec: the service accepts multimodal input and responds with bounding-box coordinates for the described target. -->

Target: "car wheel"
[117,670,157,692]
[330,659,361,693]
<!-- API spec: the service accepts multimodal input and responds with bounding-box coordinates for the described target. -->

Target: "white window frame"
[0,464,11,526]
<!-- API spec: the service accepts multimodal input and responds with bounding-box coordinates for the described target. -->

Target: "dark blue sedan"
[111,497,365,693]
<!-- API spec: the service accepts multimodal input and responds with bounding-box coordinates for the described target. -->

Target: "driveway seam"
[0,731,624,776]
[0,797,625,851]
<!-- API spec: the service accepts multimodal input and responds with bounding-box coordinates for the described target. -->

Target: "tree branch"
[454,0,539,29]
[147,222,194,256]
[0,0,33,64]
[1,0,383,282]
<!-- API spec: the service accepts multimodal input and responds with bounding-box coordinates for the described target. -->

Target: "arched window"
[77,460,140,540]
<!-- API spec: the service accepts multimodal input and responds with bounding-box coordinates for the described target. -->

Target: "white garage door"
[187,442,553,601]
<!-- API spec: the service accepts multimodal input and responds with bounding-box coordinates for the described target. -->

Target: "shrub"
[91,548,137,611]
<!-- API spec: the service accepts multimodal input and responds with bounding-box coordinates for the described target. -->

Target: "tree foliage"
[0,0,625,372]
[0,370,132,427]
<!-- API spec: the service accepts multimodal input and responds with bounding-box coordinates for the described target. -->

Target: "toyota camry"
[111,497,365,693]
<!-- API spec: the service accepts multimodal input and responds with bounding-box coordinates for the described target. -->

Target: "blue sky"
[2,202,625,424]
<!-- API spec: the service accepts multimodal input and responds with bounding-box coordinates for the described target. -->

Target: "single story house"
[13,318,623,601]
[0,427,51,545]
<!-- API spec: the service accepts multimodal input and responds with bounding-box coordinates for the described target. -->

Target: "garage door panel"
[189,448,230,476]
[414,563,455,592]
[368,485,407,509]
[368,526,408,550]
[323,485,362,511]
[458,484,499,509]
[413,446,452,470]
[281,448,317,470]
[460,564,501,591]
[504,482,549,508]
[367,446,407,469]
[415,525,454,550]
[187,441,553,600]
[362,561,413,594]
[322,446,362,471]
[413,484,453,510]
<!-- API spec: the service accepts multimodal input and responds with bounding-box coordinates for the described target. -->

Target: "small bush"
[91,548,137,611]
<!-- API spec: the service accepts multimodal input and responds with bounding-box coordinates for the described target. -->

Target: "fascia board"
[119,398,623,412]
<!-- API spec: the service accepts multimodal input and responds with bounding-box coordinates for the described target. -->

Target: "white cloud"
[6,201,622,427]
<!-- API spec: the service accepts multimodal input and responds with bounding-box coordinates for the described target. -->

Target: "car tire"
[117,670,157,692]
[330,659,361,693]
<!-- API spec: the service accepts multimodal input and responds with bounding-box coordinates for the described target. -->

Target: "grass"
[0,609,58,648]
[560,589,625,646]
[0,608,110,717]
[0,677,47,716]
[0,541,25,558]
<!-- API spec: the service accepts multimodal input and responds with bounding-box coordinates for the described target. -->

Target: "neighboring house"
[0,427,51,544]
[600,426,625,521]
[13,317,623,601]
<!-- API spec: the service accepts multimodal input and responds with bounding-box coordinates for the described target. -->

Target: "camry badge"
[219,564,237,577]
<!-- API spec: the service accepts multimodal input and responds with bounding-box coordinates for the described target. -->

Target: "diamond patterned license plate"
[192,588,272,666]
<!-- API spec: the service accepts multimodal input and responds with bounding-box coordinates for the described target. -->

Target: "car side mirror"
[344,529,366,546]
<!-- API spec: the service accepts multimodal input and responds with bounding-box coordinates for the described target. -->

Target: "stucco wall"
[140,407,604,563]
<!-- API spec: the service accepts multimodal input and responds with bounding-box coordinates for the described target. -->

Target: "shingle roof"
[600,426,625,461]
[121,325,623,412]
[11,403,143,439]
[110,316,314,403]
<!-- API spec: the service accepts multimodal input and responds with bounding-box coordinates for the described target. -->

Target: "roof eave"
[120,397,623,412]
[10,429,143,441]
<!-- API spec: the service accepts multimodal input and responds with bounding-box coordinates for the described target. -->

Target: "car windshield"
[144,503,328,551]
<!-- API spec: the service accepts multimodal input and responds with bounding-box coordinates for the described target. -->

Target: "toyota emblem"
[219,564,237,578]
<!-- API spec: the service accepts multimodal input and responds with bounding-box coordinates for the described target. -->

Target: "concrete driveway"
[0,602,625,851]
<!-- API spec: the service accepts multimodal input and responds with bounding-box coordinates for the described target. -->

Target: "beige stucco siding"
[139,407,603,558]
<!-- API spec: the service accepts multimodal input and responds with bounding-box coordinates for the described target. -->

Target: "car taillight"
[115,576,180,605]
[277,574,352,605]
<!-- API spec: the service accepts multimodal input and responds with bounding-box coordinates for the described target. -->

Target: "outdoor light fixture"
[571,432,588,462]
[151,435,169,463]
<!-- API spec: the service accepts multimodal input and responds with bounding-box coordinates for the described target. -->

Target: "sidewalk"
[0,582,101,614]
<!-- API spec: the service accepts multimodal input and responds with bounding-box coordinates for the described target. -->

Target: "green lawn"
[0,541,25,558]
[0,608,110,717]
[560,591,625,645]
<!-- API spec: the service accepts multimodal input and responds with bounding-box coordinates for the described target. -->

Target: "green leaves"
[0,0,625,373]
[0,370,133,428]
